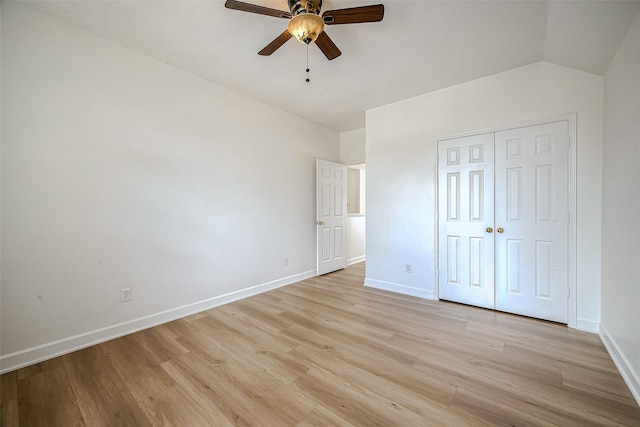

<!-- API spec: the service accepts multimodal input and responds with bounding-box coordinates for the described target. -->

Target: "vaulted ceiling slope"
[17,0,640,132]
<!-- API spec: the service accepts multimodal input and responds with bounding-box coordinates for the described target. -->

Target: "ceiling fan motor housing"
[288,0,322,16]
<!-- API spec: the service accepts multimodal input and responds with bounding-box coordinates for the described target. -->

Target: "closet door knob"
[497,227,504,233]
[485,227,493,233]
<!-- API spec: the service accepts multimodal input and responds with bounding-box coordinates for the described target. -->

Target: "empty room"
[1,0,640,425]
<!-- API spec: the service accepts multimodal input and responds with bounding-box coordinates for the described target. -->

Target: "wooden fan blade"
[322,4,384,25]
[315,31,341,60]
[259,30,293,56]
[225,0,291,19]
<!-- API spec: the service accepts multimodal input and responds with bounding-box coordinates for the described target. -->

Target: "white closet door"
[438,134,495,309]
[494,121,569,323]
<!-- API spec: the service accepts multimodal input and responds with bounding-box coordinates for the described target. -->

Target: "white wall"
[347,216,366,266]
[347,167,360,213]
[366,62,603,330]
[0,3,339,371]
[340,129,366,265]
[601,12,640,404]
[340,128,365,165]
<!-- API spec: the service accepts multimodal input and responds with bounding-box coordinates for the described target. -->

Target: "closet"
[437,120,570,323]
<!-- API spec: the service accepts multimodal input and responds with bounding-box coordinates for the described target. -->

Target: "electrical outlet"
[120,288,131,302]
[283,257,289,266]
[405,264,412,273]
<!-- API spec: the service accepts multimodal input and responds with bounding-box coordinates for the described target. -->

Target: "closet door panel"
[494,121,569,323]
[438,134,495,309]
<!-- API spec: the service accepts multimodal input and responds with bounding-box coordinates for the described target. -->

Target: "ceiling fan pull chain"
[306,44,310,83]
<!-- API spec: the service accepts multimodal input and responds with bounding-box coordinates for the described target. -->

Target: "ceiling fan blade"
[315,31,341,60]
[322,4,384,25]
[225,0,292,19]
[259,30,293,56]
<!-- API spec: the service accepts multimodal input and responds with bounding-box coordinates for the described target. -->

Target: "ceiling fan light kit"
[288,13,325,45]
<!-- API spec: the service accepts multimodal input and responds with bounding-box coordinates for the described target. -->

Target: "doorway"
[347,164,366,265]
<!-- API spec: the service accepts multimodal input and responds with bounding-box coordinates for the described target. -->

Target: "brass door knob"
[486,227,493,233]
[317,221,325,225]
[497,227,504,233]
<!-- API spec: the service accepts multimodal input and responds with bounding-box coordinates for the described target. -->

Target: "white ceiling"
[17,0,640,132]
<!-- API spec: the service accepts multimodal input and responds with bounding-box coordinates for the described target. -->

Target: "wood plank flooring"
[2,262,639,426]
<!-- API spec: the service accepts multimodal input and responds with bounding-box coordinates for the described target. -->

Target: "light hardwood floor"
[2,262,639,426]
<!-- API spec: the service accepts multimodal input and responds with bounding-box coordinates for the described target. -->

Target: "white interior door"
[438,134,495,309]
[437,121,569,324]
[494,121,569,323]
[316,159,347,275]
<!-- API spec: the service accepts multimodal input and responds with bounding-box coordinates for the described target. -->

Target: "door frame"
[434,113,577,329]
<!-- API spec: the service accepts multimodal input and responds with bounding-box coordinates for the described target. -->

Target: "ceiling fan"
[225,0,384,60]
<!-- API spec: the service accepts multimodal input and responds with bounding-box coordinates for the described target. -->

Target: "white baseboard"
[576,317,600,333]
[599,324,640,406]
[364,278,435,300]
[0,269,317,374]
[347,255,365,266]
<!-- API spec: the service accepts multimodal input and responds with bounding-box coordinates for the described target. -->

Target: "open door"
[316,159,347,275]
